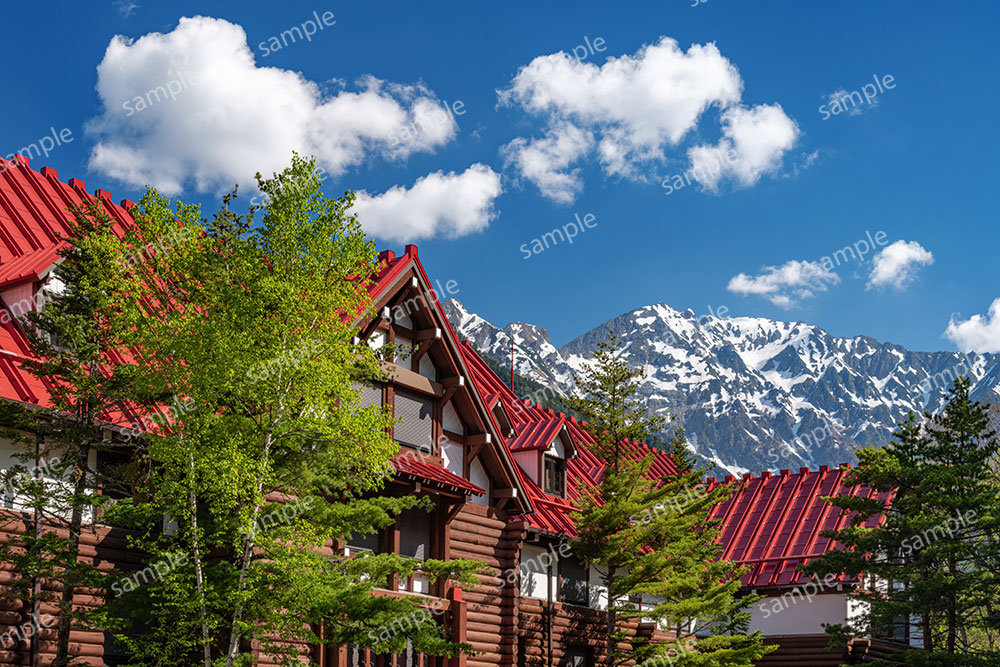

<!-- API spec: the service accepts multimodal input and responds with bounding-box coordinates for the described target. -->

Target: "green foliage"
[566,332,772,667]
[49,155,484,666]
[803,377,1000,665]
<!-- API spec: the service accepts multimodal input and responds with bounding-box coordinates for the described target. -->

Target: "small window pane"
[543,456,566,497]
[560,554,589,606]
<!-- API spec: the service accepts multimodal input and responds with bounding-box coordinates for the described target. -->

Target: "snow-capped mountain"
[442,299,1000,476]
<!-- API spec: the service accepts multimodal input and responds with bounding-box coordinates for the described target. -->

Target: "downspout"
[547,549,554,667]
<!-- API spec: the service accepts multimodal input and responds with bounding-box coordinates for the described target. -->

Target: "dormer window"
[542,454,566,497]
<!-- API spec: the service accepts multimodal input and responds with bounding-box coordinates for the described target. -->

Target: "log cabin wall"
[0,509,135,667]
[446,502,519,667]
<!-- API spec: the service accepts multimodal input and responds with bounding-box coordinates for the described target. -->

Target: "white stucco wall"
[750,591,850,636]
[442,402,463,435]
[441,440,463,479]
[520,543,557,600]
[469,456,489,506]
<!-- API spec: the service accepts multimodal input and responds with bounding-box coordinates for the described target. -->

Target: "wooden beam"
[412,327,442,342]
[412,340,434,364]
[493,488,518,498]
[465,443,484,467]
[440,375,466,388]
[466,433,491,446]
[379,361,443,397]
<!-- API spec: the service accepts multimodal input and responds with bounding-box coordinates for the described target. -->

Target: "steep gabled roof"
[362,245,533,514]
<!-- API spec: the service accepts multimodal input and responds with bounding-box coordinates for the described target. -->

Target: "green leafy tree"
[73,155,484,665]
[566,332,771,667]
[804,377,1000,665]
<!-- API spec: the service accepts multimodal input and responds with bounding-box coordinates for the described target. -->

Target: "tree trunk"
[223,433,273,667]
[604,570,616,667]
[188,450,213,667]
[52,441,91,667]
[947,557,957,653]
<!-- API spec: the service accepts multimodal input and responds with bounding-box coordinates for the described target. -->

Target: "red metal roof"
[709,466,890,588]
[392,452,486,496]
[0,157,141,411]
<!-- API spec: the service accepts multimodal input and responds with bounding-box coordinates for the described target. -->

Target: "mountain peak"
[444,299,1000,475]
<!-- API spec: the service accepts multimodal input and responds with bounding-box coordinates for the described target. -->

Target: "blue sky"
[3,1,998,352]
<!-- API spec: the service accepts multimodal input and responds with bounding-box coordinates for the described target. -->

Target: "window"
[394,389,434,452]
[398,507,431,561]
[398,506,433,594]
[542,455,566,497]
[345,530,379,556]
[560,554,589,606]
[564,646,591,667]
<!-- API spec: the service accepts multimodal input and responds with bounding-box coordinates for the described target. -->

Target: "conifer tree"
[566,332,771,667]
[0,199,133,666]
[804,377,1000,664]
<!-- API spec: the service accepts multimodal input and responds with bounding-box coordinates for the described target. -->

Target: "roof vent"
[799,467,810,475]
[405,244,418,257]
[840,462,851,469]
[121,199,137,211]
[779,469,790,476]
[68,178,86,191]
[706,477,716,484]
[14,155,29,167]
[95,189,111,200]
[40,167,58,178]
[723,475,734,483]
[743,472,754,480]
[819,464,830,473]
[761,471,771,479]
[377,249,395,264]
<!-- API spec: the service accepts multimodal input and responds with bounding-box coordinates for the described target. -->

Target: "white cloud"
[87,16,457,195]
[687,104,800,190]
[498,36,798,202]
[727,260,840,308]
[867,240,934,290]
[500,122,593,204]
[351,164,502,243]
[114,0,138,17]
[825,88,876,116]
[945,299,1000,354]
